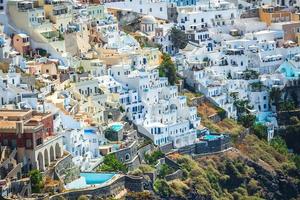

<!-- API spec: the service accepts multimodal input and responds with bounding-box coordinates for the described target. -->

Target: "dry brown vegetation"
[0,62,9,73]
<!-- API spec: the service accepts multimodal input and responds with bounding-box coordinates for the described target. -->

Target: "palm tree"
[269,87,282,112]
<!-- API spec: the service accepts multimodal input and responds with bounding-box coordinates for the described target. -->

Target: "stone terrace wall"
[159,142,173,154]
[50,175,145,200]
[125,175,144,192]
[177,135,232,155]
[165,170,183,181]
[50,176,126,200]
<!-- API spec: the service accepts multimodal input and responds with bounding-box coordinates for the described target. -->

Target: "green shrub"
[29,169,43,193]
[98,154,127,173]
[144,150,164,165]
[154,179,171,197]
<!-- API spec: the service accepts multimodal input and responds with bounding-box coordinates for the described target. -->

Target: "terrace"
[41,31,64,42]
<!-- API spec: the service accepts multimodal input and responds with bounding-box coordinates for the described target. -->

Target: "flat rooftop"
[0,109,32,118]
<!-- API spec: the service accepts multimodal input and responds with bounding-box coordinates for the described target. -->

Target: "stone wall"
[189,96,206,107]
[113,141,137,165]
[125,175,144,192]
[50,176,126,200]
[177,135,231,155]
[152,157,183,182]
[165,157,181,170]
[126,155,141,171]
[159,142,173,154]
[53,153,79,184]
[6,163,21,179]
[165,170,183,181]
[50,175,145,200]
[137,144,153,162]
[178,144,196,155]
[144,172,156,183]
[9,178,31,197]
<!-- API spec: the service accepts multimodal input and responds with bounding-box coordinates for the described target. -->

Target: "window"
[125,153,130,161]
[36,138,42,146]
[160,7,163,12]
[150,8,152,12]
[26,139,32,148]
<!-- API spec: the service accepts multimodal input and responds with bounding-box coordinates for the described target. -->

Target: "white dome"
[141,15,157,24]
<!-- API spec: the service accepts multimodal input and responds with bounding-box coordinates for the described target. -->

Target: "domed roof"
[141,15,157,24]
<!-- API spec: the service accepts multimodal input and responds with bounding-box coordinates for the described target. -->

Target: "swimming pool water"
[80,173,115,185]
[203,134,222,141]
[256,112,272,123]
[84,129,95,135]
[110,124,123,132]
[65,173,115,190]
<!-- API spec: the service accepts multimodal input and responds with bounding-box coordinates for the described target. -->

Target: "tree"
[270,136,288,155]
[98,154,127,173]
[239,114,256,128]
[77,65,85,74]
[29,169,43,193]
[250,81,264,91]
[154,179,171,197]
[279,100,296,111]
[269,87,282,111]
[290,116,299,125]
[159,53,177,85]
[251,123,267,140]
[170,27,188,50]
[158,164,174,179]
[144,150,164,165]
[233,99,251,119]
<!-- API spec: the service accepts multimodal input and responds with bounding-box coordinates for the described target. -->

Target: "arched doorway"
[55,143,61,159]
[50,146,55,162]
[44,149,49,167]
[37,152,44,171]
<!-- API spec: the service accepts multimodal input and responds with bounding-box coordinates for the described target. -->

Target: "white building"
[62,127,107,171]
[105,0,177,21]
[108,64,200,148]
[177,0,237,31]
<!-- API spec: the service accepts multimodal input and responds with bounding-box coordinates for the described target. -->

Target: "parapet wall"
[50,175,145,200]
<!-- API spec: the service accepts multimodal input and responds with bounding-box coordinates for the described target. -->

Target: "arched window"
[125,153,130,161]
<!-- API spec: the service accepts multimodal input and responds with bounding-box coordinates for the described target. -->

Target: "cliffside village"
[0,0,299,199]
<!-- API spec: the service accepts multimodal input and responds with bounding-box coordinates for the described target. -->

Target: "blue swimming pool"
[65,173,115,190]
[84,129,95,135]
[256,112,272,123]
[110,124,123,132]
[81,173,115,185]
[203,134,223,141]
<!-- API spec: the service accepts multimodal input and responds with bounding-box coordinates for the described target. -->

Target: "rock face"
[158,149,299,200]
[245,158,300,200]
